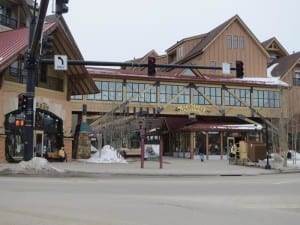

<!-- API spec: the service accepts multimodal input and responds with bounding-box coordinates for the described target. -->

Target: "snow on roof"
[241,76,288,87]
[267,63,279,78]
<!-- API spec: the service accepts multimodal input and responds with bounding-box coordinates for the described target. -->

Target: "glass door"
[34,130,44,157]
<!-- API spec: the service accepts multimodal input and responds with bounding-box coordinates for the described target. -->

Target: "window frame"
[160,84,190,104]
[226,35,232,48]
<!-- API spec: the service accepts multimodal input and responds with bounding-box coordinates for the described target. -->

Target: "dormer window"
[177,45,184,60]
[294,71,300,86]
[168,50,176,63]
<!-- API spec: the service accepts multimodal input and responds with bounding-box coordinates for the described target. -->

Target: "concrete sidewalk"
[1,157,299,177]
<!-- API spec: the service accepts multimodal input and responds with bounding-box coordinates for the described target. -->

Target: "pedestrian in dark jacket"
[199,144,205,162]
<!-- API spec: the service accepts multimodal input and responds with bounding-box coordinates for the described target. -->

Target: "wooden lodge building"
[0,1,299,163]
[71,15,291,160]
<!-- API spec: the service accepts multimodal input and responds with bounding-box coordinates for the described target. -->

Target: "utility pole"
[23,0,49,161]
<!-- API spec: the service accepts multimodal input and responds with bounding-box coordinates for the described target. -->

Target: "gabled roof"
[125,49,159,64]
[271,52,300,78]
[0,15,98,95]
[262,37,289,57]
[173,15,269,64]
[165,33,206,53]
[262,37,275,48]
[0,27,30,70]
[123,49,159,71]
[0,21,56,71]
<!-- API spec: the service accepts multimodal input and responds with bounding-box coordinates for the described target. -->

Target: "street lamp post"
[139,119,145,168]
[23,0,49,161]
[265,123,271,169]
[159,134,163,169]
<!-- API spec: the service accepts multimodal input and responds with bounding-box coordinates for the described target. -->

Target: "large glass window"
[224,88,251,106]
[160,84,190,104]
[126,82,156,103]
[194,86,222,105]
[88,81,122,101]
[252,90,280,108]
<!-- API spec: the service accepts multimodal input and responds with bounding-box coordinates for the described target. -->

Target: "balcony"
[0,13,17,29]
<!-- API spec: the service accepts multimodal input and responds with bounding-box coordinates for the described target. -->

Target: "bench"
[119,148,141,158]
[45,151,67,162]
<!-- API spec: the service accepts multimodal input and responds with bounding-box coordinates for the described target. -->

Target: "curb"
[1,168,297,178]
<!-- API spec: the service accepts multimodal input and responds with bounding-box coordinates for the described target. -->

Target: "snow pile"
[259,151,300,169]
[287,150,300,168]
[81,145,127,164]
[19,157,64,173]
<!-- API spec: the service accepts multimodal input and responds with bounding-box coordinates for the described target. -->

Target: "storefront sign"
[176,104,209,114]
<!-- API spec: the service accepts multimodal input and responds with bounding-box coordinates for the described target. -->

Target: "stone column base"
[0,134,7,163]
[63,137,73,161]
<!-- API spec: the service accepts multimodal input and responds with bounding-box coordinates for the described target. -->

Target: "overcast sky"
[48,0,299,62]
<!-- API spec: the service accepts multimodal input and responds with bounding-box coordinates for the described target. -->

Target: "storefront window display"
[5,109,63,162]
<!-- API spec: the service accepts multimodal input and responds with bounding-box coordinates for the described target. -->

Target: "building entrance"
[4,109,63,162]
[34,130,44,157]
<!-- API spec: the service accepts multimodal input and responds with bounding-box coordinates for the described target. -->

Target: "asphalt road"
[0,174,299,225]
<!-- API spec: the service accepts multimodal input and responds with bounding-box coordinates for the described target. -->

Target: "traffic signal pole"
[23,0,49,161]
[40,59,238,72]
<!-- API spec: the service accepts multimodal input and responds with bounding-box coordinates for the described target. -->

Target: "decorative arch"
[4,109,64,162]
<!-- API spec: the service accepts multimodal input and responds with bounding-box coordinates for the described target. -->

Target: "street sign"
[222,62,231,75]
[54,55,68,71]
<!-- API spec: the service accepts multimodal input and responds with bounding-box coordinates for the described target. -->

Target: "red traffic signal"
[18,94,28,112]
[148,57,156,76]
[236,60,244,78]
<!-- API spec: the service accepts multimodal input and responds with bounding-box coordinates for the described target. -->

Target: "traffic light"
[41,35,54,56]
[148,57,156,76]
[236,60,244,78]
[56,0,69,15]
[15,118,25,127]
[18,94,28,113]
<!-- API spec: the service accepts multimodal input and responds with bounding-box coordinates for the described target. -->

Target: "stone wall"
[0,134,7,163]
[75,133,91,159]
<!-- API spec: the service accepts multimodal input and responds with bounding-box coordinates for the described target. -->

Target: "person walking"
[198,143,205,162]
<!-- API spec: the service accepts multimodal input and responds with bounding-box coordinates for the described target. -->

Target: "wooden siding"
[167,36,204,63]
[190,21,268,77]
[177,37,203,61]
